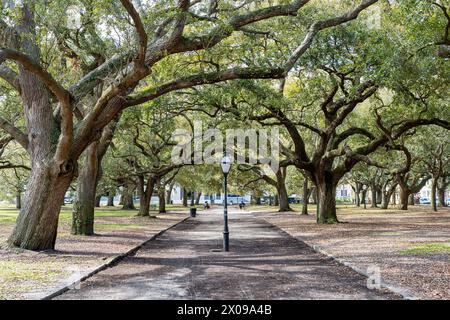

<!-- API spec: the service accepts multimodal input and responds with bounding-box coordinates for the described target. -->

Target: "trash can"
[190,207,197,217]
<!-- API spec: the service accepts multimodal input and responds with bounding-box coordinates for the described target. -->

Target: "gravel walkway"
[55,208,399,300]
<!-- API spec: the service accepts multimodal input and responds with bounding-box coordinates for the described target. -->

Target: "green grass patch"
[0,212,19,223]
[0,216,17,223]
[0,204,193,219]
[94,209,139,218]
[400,243,450,254]
[95,223,146,230]
[0,259,66,299]
[0,260,64,281]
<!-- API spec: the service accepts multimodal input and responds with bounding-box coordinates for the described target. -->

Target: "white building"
[418,180,449,202]
[169,184,251,205]
[336,184,354,202]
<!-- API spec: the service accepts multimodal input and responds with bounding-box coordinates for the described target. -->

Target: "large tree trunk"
[376,188,382,204]
[195,192,202,205]
[94,195,101,207]
[137,176,156,217]
[9,166,75,250]
[399,185,409,210]
[8,35,74,247]
[278,189,290,212]
[7,3,76,250]
[121,183,136,210]
[107,192,114,206]
[15,191,21,210]
[123,193,135,210]
[352,182,361,206]
[381,185,396,210]
[182,187,188,207]
[72,118,117,235]
[158,186,166,213]
[274,194,279,207]
[438,185,447,207]
[72,143,99,236]
[316,175,338,224]
[139,197,150,217]
[397,175,429,211]
[301,177,309,215]
[431,177,438,212]
[355,190,361,207]
[370,185,377,208]
[381,192,390,209]
[190,192,195,206]
[276,169,292,212]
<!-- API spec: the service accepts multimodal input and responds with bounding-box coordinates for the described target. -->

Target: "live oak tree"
[111,107,186,217]
[1,0,385,250]
[368,152,399,209]
[437,176,449,207]
[0,141,29,209]
[285,166,311,213]
[233,167,270,205]
[0,84,26,171]
[99,150,138,209]
[405,0,450,59]
[0,110,30,208]
[238,164,293,212]
[413,127,449,212]
[395,157,430,211]
[348,165,383,208]
[344,150,396,210]
[176,163,225,206]
[194,2,449,223]
[132,122,180,216]
[345,165,372,208]
[379,177,397,209]
[71,119,118,235]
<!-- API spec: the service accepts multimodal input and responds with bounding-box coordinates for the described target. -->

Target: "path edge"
[41,216,190,300]
[253,212,418,300]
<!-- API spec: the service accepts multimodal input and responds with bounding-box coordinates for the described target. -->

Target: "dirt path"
[55,208,399,300]
[257,206,450,300]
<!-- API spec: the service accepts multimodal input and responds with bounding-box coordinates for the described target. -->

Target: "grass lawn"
[0,204,190,300]
[0,203,202,225]
[401,242,450,254]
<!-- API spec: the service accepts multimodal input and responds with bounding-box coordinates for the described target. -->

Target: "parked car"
[222,195,249,205]
[288,197,300,204]
[64,196,73,204]
[419,197,431,204]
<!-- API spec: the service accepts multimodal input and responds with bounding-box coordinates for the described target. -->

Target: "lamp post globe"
[220,155,232,174]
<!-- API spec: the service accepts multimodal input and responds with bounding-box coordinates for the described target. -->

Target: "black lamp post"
[220,154,232,252]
